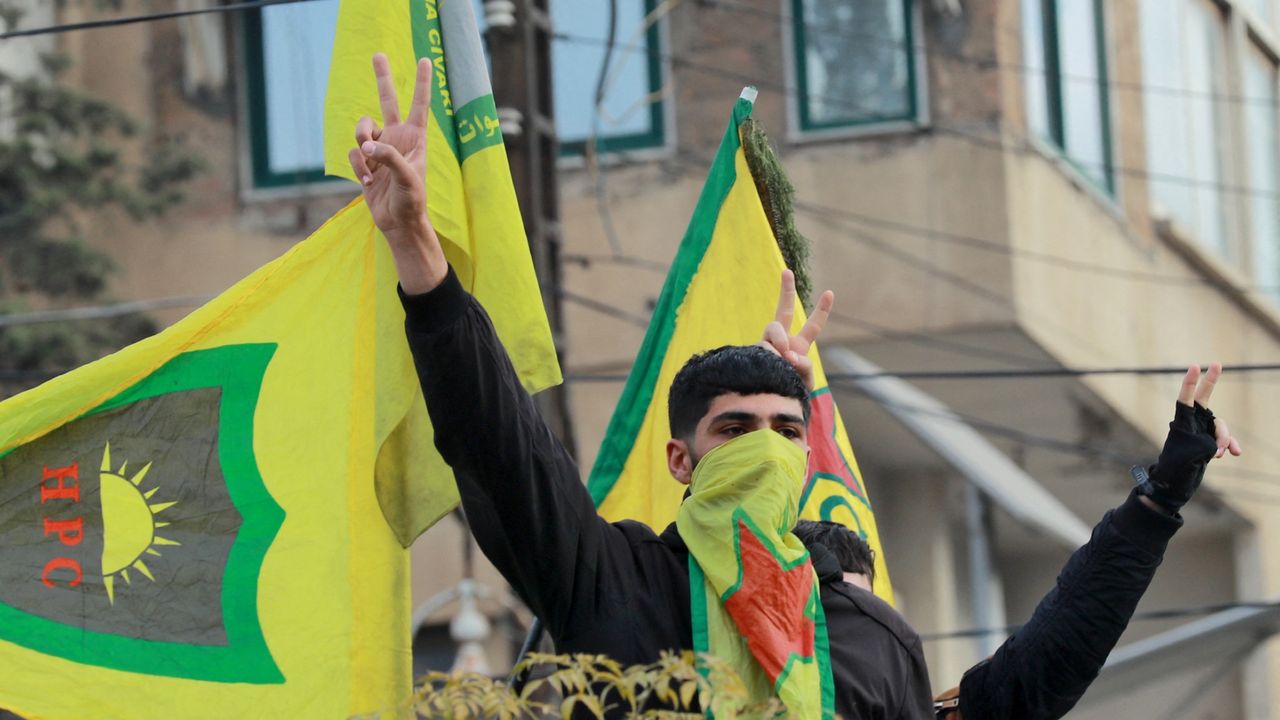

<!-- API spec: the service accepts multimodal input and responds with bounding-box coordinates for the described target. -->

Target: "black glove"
[1133,402,1220,513]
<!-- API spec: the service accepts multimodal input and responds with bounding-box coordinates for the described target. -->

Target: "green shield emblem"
[0,344,285,683]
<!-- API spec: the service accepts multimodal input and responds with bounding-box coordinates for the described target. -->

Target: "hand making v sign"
[347,54,448,295]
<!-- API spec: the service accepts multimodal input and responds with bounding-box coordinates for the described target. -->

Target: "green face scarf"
[676,430,835,719]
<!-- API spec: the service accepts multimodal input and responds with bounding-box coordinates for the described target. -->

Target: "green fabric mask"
[677,429,834,718]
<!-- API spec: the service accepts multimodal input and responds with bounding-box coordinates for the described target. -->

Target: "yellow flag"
[1,203,436,718]
[323,0,558,395]
[0,1,561,714]
[586,92,894,601]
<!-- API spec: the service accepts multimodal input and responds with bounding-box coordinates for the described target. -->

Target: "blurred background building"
[5,0,1280,717]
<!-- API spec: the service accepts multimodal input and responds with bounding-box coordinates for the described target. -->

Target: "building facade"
[10,0,1280,717]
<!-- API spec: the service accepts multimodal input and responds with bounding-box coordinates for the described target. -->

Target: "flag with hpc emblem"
[0,0,558,716]
[0,205,422,719]
[585,90,894,602]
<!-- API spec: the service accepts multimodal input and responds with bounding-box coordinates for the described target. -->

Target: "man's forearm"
[957,491,1181,719]
[400,269,612,635]
[384,214,448,295]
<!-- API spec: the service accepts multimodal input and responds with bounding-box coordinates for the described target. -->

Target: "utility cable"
[703,0,1280,112]
[0,0,320,40]
[920,600,1280,642]
[661,146,1280,295]
[0,296,211,327]
[552,31,1280,203]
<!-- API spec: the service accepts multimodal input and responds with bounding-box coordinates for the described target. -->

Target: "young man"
[349,56,1243,719]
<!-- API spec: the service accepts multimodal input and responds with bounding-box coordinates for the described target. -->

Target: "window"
[243,0,494,187]
[1139,0,1229,256]
[1244,44,1280,297]
[1022,0,1113,193]
[551,0,666,156]
[243,0,340,188]
[791,0,919,132]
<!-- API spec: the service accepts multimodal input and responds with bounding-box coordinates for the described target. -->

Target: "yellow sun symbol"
[98,442,180,604]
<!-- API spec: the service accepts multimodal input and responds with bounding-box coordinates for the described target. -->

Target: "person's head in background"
[793,519,876,592]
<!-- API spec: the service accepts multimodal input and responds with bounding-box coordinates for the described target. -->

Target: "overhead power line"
[560,363,1280,384]
[920,600,1280,642]
[9,2,1279,201]
[553,31,1280,203]
[0,296,210,328]
[0,0,319,40]
[13,0,1280,111]
[663,137,1280,297]
[701,0,1280,112]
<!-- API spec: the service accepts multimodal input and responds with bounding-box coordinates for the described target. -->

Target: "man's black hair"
[667,345,810,441]
[793,519,876,585]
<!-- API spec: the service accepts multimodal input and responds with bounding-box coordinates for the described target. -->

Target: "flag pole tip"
[739,86,758,104]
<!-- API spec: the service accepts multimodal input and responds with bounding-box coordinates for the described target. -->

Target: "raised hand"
[348,53,447,294]
[758,269,835,391]
[1139,363,1242,514]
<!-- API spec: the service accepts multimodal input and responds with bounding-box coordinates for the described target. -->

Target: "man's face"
[666,392,808,485]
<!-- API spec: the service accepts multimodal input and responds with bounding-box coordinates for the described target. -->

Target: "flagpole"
[506,617,544,692]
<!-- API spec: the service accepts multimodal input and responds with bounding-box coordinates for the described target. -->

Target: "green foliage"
[740,118,812,310]
[379,651,790,719]
[0,2,203,396]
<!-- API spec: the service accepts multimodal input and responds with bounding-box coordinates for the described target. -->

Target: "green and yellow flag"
[0,1,558,717]
[323,0,556,384]
[0,206,420,718]
[585,90,893,602]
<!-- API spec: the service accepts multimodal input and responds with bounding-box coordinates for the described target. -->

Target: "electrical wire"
[0,296,211,327]
[557,363,1280,384]
[551,30,1280,203]
[13,5,1280,659]
[584,0,626,257]
[0,0,320,40]
[10,2,1280,202]
[581,0,686,260]
[920,600,1280,642]
[10,0,1280,113]
[705,0,1280,112]
[559,289,651,328]
[662,140,1280,297]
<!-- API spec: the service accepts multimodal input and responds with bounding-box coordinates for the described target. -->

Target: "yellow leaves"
[389,651,791,719]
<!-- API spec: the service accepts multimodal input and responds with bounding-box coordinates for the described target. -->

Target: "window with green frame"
[242,0,340,189]
[1021,0,1114,194]
[551,0,666,156]
[791,0,919,132]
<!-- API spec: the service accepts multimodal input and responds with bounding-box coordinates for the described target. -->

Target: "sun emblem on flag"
[98,442,180,604]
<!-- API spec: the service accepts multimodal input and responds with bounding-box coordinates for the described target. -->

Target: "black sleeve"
[957,490,1182,720]
[898,634,935,720]
[399,268,635,639]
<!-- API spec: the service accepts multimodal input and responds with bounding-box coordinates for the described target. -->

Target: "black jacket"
[402,269,1182,720]
[956,494,1182,718]
[810,545,935,719]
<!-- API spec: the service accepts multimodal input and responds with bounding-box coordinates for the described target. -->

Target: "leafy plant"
[372,651,790,720]
[0,1,203,396]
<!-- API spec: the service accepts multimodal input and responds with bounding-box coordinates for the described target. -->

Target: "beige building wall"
[16,0,1280,714]
[557,0,1280,717]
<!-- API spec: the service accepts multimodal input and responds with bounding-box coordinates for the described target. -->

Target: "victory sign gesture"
[759,269,836,391]
[348,54,447,294]
[1137,362,1243,514]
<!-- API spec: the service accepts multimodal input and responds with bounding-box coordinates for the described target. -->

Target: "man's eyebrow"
[772,413,805,426]
[708,411,761,425]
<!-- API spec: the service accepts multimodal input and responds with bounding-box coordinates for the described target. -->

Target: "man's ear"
[666,438,694,485]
